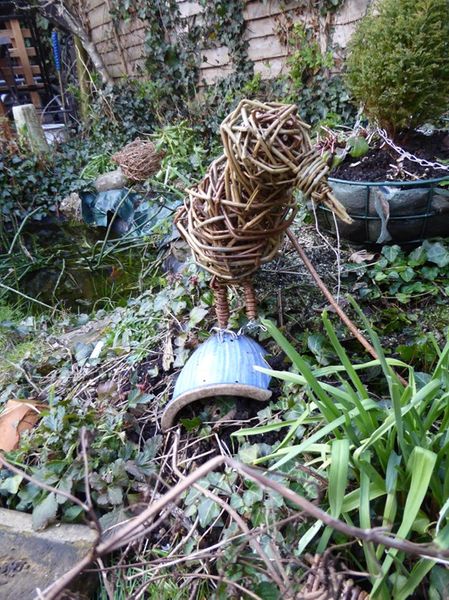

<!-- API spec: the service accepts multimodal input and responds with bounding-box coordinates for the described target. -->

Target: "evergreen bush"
[346,0,449,138]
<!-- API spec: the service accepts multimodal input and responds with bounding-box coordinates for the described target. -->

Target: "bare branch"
[16,451,448,600]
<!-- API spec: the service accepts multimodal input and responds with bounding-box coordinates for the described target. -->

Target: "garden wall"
[85,0,370,82]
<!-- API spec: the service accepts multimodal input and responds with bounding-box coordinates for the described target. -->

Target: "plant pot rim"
[329,174,449,188]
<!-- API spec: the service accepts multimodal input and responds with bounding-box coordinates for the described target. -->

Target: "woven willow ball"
[175,155,296,283]
[220,99,312,192]
[112,138,163,182]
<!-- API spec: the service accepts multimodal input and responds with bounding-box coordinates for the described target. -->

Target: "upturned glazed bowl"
[161,332,271,431]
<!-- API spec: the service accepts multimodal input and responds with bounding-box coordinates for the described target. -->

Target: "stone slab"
[0,508,98,599]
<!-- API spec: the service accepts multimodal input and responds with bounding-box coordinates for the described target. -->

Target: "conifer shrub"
[346,0,449,138]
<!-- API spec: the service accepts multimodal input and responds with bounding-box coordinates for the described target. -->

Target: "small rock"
[60,192,82,222]
[94,168,127,192]
[0,508,98,599]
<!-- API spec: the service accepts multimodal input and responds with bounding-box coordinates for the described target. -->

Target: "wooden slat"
[178,1,202,18]
[95,27,146,53]
[102,43,143,66]
[333,0,369,25]
[90,22,113,44]
[0,27,32,39]
[0,83,44,91]
[199,64,234,85]
[9,47,36,58]
[243,1,302,22]
[332,0,368,47]
[108,63,128,78]
[86,0,106,12]
[200,46,229,69]
[244,13,291,40]
[247,34,286,62]
[88,4,111,29]
[253,56,285,80]
[12,64,41,75]
[9,20,37,86]
[121,28,146,49]
[85,0,368,83]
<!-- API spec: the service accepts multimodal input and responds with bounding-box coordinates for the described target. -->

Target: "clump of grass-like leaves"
[234,303,449,599]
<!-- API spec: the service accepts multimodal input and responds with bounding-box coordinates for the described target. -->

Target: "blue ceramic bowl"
[161,332,272,431]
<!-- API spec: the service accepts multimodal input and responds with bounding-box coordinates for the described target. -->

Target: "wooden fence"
[85,0,370,83]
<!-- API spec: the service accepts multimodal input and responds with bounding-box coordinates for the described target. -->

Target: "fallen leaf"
[349,249,377,264]
[0,400,46,452]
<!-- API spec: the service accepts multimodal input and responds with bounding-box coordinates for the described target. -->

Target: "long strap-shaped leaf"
[371,447,437,598]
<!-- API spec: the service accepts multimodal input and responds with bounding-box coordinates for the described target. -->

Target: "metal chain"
[376,127,449,172]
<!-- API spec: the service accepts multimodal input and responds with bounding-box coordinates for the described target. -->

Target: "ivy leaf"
[189,306,208,327]
[230,493,244,511]
[382,245,401,263]
[56,476,73,504]
[307,333,332,365]
[243,484,263,507]
[107,486,123,505]
[99,507,128,536]
[238,444,260,464]
[422,266,439,280]
[426,242,449,268]
[197,497,220,528]
[74,342,94,366]
[41,405,65,433]
[409,245,427,266]
[63,505,84,522]
[399,267,415,282]
[254,582,281,600]
[32,492,58,530]
[429,565,449,600]
[0,474,23,494]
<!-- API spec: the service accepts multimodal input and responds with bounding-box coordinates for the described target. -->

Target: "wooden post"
[74,37,90,124]
[12,103,49,155]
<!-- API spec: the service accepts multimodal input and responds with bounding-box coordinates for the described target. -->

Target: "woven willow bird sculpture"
[175,99,351,328]
[162,100,351,431]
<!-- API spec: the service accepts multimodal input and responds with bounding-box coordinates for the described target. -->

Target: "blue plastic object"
[51,31,61,72]
[161,332,272,431]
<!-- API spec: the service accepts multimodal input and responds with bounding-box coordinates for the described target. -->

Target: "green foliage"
[152,120,213,185]
[96,568,199,599]
[109,1,252,130]
[287,23,333,85]
[239,310,449,598]
[0,266,212,522]
[87,80,159,146]
[283,22,355,127]
[346,0,449,136]
[346,241,449,303]
[0,220,164,313]
[80,154,114,180]
[0,138,99,224]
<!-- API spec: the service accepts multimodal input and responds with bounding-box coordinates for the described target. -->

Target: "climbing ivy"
[107,0,353,139]
[110,0,251,125]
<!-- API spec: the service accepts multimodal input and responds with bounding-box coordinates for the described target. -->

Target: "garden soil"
[332,130,449,181]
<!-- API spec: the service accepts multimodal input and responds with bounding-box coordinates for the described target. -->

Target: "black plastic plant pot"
[316,175,449,245]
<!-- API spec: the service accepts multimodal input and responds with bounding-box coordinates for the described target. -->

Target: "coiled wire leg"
[212,280,230,330]
[242,280,257,322]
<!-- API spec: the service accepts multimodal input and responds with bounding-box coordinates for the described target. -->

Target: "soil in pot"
[332,130,449,182]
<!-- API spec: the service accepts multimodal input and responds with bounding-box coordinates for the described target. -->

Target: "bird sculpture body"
[162,100,351,430]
